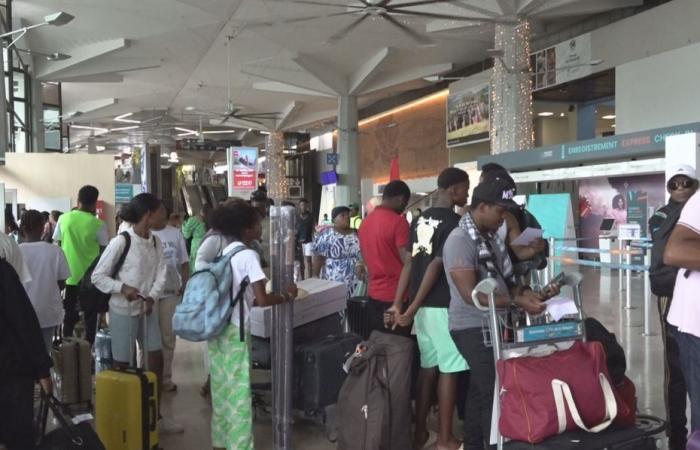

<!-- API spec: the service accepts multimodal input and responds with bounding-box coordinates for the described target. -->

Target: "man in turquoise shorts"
[389,167,471,450]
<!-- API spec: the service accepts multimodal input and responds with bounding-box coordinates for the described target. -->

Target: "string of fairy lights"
[490,20,534,154]
[266,132,288,201]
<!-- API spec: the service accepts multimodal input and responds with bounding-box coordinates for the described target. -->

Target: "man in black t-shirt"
[389,167,470,450]
[296,199,314,279]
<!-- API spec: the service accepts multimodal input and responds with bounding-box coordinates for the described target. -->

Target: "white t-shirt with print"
[19,241,71,328]
[668,192,700,338]
[152,225,189,294]
[223,241,266,329]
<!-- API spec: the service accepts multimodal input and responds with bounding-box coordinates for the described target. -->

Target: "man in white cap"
[653,164,698,449]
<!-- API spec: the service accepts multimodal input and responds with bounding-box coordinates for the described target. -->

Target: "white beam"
[44,59,161,82]
[242,68,336,96]
[70,98,118,116]
[517,0,551,15]
[361,63,453,95]
[451,1,501,17]
[252,81,335,98]
[349,47,393,95]
[497,0,517,14]
[58,74,125,83]
[36,38,129,80]
[292,52,348,95]
[276,101,304,130]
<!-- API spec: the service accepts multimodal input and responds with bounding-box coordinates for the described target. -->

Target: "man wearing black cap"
[444,177,546,450]
[390,167,470,450]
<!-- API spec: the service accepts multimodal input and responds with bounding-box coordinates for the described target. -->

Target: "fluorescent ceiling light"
[184,106,196,111]
[560,112,565,117]
[537,112,554,117]
[177,132,197,137]
[202,130,237,134]
[96,145,106,151]
[175,127,198,135]
[161,153,169,158]
[114,112,141,124]
[602,114,616,120]
[260,131,271,135]
[110,125,139,132]
[611,124,616,128]
[44,12,74,26]
[70,124,108,132]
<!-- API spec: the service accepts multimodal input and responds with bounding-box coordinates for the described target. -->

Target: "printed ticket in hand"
[511,227,544,246]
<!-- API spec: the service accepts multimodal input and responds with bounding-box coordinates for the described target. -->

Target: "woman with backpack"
[91,193,183,434]
[207,202,297,450]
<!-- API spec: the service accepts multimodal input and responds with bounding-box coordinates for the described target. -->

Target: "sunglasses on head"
[667,179,696,191]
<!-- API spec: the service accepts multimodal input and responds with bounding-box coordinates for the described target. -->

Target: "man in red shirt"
[359,180,412,336]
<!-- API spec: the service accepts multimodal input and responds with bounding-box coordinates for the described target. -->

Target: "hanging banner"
[446,83,490,147]
[531,33,592,91]
[227,146,259,195]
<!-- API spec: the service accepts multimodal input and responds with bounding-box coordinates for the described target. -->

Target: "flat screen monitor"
[599,218,616,232]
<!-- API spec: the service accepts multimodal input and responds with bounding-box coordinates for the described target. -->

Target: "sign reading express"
[479,122,700,171]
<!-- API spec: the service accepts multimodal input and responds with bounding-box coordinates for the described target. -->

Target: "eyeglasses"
[668,179,696,191]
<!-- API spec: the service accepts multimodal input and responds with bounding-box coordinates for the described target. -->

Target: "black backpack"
[649,205,683,298]
[509,207,549,270]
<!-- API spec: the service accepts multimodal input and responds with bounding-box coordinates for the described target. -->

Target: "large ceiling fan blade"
[326,14,369,44]
[262,0,365,8]
[237,112,282,118]
[389,0,461,8]
[389,8,501,23]
[247,10,358,28]
[380,13,433,45]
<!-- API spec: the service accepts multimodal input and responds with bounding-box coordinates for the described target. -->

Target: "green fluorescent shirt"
[57,210,107,286]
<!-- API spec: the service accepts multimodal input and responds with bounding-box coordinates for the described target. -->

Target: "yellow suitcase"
[95,367,159,450]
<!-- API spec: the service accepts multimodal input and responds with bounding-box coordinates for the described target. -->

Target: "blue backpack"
[173,245,250,342]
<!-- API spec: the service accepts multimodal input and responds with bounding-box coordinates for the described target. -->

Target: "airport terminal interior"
[2,0,700,449]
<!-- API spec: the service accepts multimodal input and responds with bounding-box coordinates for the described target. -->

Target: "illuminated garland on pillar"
[491,20,533,154]
[266,131,287,201]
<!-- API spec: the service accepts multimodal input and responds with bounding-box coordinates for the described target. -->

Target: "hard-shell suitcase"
[95,367,158,450]
[95,310,159,450]
[293,333,362,412]
[52,336,92,407]
[94,328,112,374]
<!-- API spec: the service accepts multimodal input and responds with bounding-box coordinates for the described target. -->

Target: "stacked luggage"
[471,272,665,450]
[52,335,92,409]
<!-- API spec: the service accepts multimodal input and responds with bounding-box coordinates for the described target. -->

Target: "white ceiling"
[13,0,641,150]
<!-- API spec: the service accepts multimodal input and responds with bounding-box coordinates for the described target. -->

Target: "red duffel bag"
[497,340,632,444]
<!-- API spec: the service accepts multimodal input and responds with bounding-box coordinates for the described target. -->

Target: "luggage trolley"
[471,273,665,450]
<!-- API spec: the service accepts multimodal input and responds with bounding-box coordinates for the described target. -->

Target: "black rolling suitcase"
[293,333,362,413]
[347,297,370,339]
[504,415,664,449]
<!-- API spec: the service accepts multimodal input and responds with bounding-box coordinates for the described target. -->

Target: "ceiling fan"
[256,0,513,45]
[191,34,281,126]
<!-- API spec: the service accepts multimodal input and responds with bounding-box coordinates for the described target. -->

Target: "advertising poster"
[446,84,490,147]
[531,33,592,91]
[227,146,258,194]
[578,174,664,251]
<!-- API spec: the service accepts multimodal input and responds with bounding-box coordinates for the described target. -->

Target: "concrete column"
[31,70,45,152]
[490,21,533,154]
[576,103,597,140]
[336,95,360,206]
[266,130,288,200]
[0,47,7,162]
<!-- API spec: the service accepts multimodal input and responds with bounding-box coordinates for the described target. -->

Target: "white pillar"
[490,21,533,154]
[336,95,360,206]
[31,71,45,152]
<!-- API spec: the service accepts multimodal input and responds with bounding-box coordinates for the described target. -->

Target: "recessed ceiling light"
[611,124,616,128]
[559,112,565,117]
[602,114,616,120]
[537,112,554,117]
[185,106,195,111]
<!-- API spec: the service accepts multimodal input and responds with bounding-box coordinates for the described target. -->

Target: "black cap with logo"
[472,176,518,208]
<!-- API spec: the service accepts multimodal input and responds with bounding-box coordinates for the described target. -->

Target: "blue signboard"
[115,183,133,204]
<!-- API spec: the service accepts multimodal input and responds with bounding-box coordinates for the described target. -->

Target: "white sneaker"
[159,417,184,434]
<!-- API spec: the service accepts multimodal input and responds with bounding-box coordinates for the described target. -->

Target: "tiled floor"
[159,267,672,449]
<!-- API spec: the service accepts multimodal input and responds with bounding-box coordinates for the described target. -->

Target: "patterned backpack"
[173,246,250,342]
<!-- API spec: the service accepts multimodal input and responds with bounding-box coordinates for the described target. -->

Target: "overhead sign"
[447,83,490,147]
[227,146,258,195]
[479,122,700,171]
[115,183,133,204]
[531,33,592,91]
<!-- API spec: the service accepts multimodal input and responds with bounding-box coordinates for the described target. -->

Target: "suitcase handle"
[148,398,157,431]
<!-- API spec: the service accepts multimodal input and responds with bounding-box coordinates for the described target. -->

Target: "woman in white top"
[19,210,71,352]
[91,193,182,434]
[208,202,296,450]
